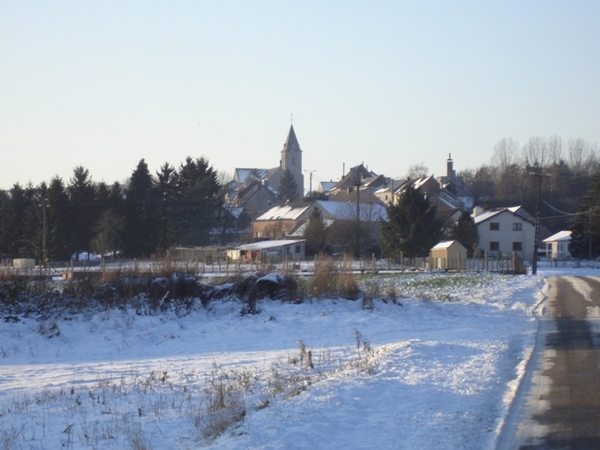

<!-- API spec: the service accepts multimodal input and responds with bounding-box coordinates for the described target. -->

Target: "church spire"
[282,124,301,153]
[280,124,304,195]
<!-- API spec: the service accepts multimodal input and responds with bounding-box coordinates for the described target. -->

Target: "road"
[498,276,600,449]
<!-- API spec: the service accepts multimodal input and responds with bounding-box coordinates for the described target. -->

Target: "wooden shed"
[430,240,467,270]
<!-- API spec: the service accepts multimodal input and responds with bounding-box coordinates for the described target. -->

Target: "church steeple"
[280,124,304,195]
[282,124,301,154]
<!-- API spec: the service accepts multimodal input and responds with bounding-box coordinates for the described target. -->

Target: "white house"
[473,206,536,260]
[542,230,572,259]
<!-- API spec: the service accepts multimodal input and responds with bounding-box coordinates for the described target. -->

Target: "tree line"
[0,158,225,262]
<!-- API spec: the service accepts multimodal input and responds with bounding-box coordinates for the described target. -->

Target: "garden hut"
[430,240,467,270]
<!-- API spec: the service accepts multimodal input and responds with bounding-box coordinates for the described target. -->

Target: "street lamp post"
[304,169,316,197]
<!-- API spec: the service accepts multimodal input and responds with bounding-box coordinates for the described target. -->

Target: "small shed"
[430,240,467,270]
[542,230,572,259]
[230,239,306,262]
[13,258,36,269]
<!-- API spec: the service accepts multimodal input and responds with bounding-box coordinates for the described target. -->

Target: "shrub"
[309,255,337,297]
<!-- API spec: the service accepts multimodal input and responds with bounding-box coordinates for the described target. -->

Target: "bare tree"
[547,135,564,165]
[522,136,548,167]
[491,137,520,172]
[405,163,429,179]
[568,138,599,176]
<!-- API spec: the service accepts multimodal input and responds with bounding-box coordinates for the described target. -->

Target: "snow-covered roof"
[473,206,534,225]
[236,240,305,251]
[432,240,463,250]
[315,200,388,221]
[473,209,501,224]
[234,168,270,183]
[542,230,572,243]
[255,204,311,221]
[317,181,337,193]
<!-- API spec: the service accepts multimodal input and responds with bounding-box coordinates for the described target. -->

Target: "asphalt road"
[498,276,600,450]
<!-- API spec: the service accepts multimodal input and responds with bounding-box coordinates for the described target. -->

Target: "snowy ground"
[0,268,595,449]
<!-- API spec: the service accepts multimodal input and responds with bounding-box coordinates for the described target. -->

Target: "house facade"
[228,239,306,262]
[473,206,536,260]
[542,230,572,259]
[251,200,388,242]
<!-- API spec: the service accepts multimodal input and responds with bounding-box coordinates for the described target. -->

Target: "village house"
[542,230,572,259]
[473,206,536,260]
[251,200,388,241]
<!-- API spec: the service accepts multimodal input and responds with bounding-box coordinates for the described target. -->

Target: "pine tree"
[380,186,443,259]
[45,177,72,261]
[67,167,97,259]
[173,157,220,246]
[278,169,299,203]
[303,206,328,255]
[0,183,36,258]
[123,159,159,257]
[448,211,479,256]
[156,162,178,252]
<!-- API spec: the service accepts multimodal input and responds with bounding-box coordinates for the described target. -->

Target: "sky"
[1,1,599,191]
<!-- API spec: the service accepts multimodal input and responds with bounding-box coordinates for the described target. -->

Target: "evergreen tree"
[173,157,220,246]
[569,206,589,259]
[0,184,37,258]
[123,159,159,257]
[46,177,72,261]
[448,211,479,256]
[570,170,600,258]
[156,162,178,252]
[278,169,299,203]
[380,186,443,259]
[67,167,97,259]
[303,206,328,255]
[91,209,125,258]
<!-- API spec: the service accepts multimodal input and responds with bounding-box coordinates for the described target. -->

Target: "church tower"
[280,124,304,195]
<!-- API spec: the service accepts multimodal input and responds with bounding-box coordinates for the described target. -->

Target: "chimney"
[473,206,484,218]
[446,153,454,179]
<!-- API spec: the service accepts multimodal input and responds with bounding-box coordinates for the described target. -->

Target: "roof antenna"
[290,113,293,125]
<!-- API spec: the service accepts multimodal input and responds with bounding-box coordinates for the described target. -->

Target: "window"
[490,242,500,251]
[295,245,301,254]
[512,242,522,251]
[512,223,522,231]
[490,222,500,231]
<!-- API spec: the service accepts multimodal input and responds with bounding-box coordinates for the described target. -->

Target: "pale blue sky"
[1,1,599,190]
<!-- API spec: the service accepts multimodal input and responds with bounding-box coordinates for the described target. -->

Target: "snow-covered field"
[0,268,591,449]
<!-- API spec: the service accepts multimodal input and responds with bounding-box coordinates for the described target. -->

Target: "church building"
[227,125,305,220]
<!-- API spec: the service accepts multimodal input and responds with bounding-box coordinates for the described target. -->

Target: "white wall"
[476,212,535,260]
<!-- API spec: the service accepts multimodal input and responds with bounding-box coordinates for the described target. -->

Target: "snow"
[0,268,596,449]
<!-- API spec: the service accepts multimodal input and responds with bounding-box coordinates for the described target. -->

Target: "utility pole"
[354,180,361,258]
[583,196,593,260]
[530,166,549,275]
[40,198,47,270]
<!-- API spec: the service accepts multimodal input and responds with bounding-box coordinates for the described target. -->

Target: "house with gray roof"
[473,206,536,260]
